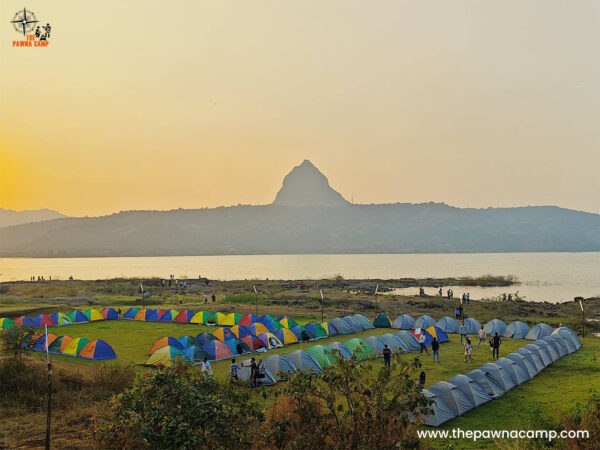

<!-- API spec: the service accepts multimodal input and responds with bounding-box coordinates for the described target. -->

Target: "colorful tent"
[149,337,184,354]
[238,314,259,327]
[290,325,312,342]
[321,321,334,336]
[258,314,277,325]
[224,338,251,355]
[264,354,298,380]
[221,313,242,326]
[15,316,36,328]
[462,318,482,334]
[173,309,195,323]
[146,346,190,366]
[79,339,117,360]
[212,327,236,342]
[274,328,299,345]
[525,323,553,340]
[84,308,104,322]
[48,335,73,353]
[352,314,375,330]
[0,318,16,329]
[364,336,387,354]
[415,315,436,329]
[230,325,252,339]
[182,345,211,363]
[134,309,148,321]
[195,332,218,345]
[33,333,58,352]
[329,318,352,335]
[177,336,198,348]
[373,313,392,328]
[100,308,119,320]
[264,320,284,333]
[62,337,90,356]
[123,307,140,319]
[50,313,72,326]
[326,342,353,359]
[191,311,214,324]
[503,321,530,339]
[158,309,179,322]
[33,314,55,328]
[304,323,327,339]
[436,316,460,333]
[484,319,507,337]
[68,311,88,324]
[425,326,450,344]
[246,322,269,337]
[241,335,259,351]
[212,312,227,325]
[307,345,335,368]
[345,338,374,359]
[279,317,298,329]
[257,332,283,349]
[392,314,415,330]
[202,340,233,361]
[284,350,322,373]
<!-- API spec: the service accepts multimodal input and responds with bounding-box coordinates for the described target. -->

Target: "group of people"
[29,275,52,281]
[224,357,267,387]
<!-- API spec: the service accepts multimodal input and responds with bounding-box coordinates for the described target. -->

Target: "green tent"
[307,345,335,368]
[0,318,16,329]
[345,338,374,360]
[373,313,392,328]
[305,323,327,339]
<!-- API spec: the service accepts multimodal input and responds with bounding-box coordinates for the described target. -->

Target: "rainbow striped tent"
[196,332,218,345]
[48,335,73,353]
[305,323,327,339]
[158,309,179,322]
[212,327,236,342]
[0,318,16,329]
[257,332,283,349]
[221,313,242,326]
[190,311,214,325]
[274,328,299,345]
[84,309,104,322]
[68,311,88,324]
[79,339,117,360]
[264,320,284,333]
[279,317,299,329]
[15,316,36,328]
[62,337,90,356]
[173,309,194,323]
[146,346,190,366]
[100,308,119,320]
[238,314,259,327]
[230,325,252,339]
[149,337,184,354]
[202,340,233,361]
[50,313,72,326]
[33,314,55,328]
[123,307,140,319]
[246,322,269,337]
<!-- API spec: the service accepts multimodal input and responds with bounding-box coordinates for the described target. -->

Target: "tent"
[540,336,566,358]
[514,347,545,372]
[420,389,457,427]
[48,335,73,353]
[240,335,258,351]
[84,309,104,322]
[0,318,16,329]
[202,340,233,361]
[341,316,363,333]
[465,369,505,399]
[264,354,298,380]
[483,319,507,337]
[436,316,460,333]
[392,314,415,330]
[503,321,530,339]
[264,320,284,333]
[33,333,58,352]
[212,312,227,325]
[173,309,195,323]
[177,336,198,348]
[506,352,538,379]
[395,331,421,351]
[158,309,178,322]
[123,307,140,319]
[284,350,322,373]
[149,337,184,354]
[326,342,353,359]
[238,314,259,327]
[257,332,283,349]
[68,311,88,324]
[212,327,236,342]
[224,338,251,355]
[495,357,530,385]
[258,315,277,325]
[237,359,277,385]
[549,333,576,354]
[462,318,482,334]
[329,318,353,335]
[531,340,559,363]
[290,325,312,342]
[425,326,449,344]
[230,325,252,339]
[345,338,374,359]
[525,323,553,340]
[415,315,436,329]
[428,381,475,416]
[146,346,190,366]
[365,336,387,354]
[479,362,516,392]
[195,332,218,345]
[305,323,327,339]
[411,329,432,347]
[33,314,55,328]
[523,343,552,367]
[373,313,392,328]
[279,317,299,329]
[100,308,119,320]
[274,328,299,345]
[79,339,117,360]
[552,327,581,350]
[307,345,335,368]
[447,375,491,408]
[221,313,242,326]
[353,314,375,330]
[15,316,36,328]
[135,309,158,321]
[62,337,90,356]
[191,311,213,324]
[182,345,211,363]
[49,313,72,326]
[380,333,408,352]
[321,321,334,336]
[246,323,269,337]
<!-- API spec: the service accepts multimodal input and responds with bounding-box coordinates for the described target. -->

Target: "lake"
[0,252,598,303]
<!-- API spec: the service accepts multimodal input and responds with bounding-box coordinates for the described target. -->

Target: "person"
[245,357,257,387]
[383,344,392,367]
[418,333,429,355]
[447,289,451,299]
[458,304,464,319]
[211,293,216,303]
[256,359,266,386]
[502,293,507,301]
[466,292,470,303]
[508,293,513,301]
[455,307,461,320]
[464,337,473,362]
[418,371,426,389]
[201,357,213,375]
[438,287,443,296]
[477,325,486,347]
[431,337,440,363]
[492,333,501,360]
[229,359,240,380]
[204,294,208,304]
[117,307,122,320]
[462,293,466,303]
[459,321,467,343]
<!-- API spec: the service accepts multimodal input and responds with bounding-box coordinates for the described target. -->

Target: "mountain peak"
[273,160,349,207]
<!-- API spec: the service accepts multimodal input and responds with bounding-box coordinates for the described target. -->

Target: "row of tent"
[24,332,117,360]
[1,309,120,329]
[376,313,555,340]
[420,327,581,426]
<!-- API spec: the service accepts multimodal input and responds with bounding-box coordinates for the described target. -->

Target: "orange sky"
[1,0,599,216]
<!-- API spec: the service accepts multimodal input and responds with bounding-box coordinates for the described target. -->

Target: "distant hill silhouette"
[0,208,67,228]
[0,161,598,256]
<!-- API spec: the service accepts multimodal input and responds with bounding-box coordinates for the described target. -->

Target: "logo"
[11,7,51,47]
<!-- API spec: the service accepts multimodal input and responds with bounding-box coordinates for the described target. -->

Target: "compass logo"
[11,8,52,47]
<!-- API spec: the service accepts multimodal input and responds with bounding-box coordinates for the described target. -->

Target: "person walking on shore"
[431,338,440,363]
[492,333,501,360]
[477,325,486,347]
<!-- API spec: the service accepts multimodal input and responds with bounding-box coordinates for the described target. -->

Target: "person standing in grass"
[464,337,473,362]
[201,357,213,376]
[117,307,121,319]
[459,321,467,343]
[477,325,486,348]
[492,333,501,360]
[418,371,426,389]
[229,358,240,380]
[383,344,392,367]
[431,338,440,363]
[418,333,429,355]
[211,293,216,303]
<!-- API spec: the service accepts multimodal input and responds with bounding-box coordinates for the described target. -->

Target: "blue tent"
[525,323,553,340]
[224,338,251,355]
[392,314,415,329]
[102,308,119,320]
[415,315,436,329]
[353,314,375,329]
[462,318,482,334]
[365,336,387,354]
[195,332,218,345]
[436,316,460,333]
[503,321,530,339]
[395,331,421,351]
[380,333,409,352]
[177,336,198,348]
[284,350,323,373]
[329,318,353,335]
[145,309,159,322]
[264,354,298,380]
[326,342,353,359]
[50,313,72,326]
[552,327,581,351]
[79,339,117,360]
[182,345,211,363]
[484,319,507,336]
[123,308,139,319]
[341,316,363,333]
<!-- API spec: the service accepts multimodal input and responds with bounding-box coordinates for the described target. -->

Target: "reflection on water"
[0,252,598,303]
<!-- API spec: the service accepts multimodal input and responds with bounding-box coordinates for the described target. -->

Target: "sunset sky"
[1,0,599,216]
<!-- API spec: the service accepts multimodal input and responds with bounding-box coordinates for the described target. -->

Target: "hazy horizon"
[1,1,599,216]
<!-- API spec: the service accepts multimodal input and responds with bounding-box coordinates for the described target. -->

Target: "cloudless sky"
[1,0,599,216]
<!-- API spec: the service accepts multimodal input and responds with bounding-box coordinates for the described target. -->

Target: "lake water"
[0,253,598,303]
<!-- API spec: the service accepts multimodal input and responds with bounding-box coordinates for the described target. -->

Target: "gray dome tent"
[364,336,387,355]
[495,357,530,385]
[466,369,505,399]
[392,314,415,329]
[329,318,353,335]
[380,333,408,352]
[436,316,460,333]
[285,350,323,373]
[506,352,538,379]
[532,339,559,362]
[395,331,421,351]
[523,343,552,367]
[326,342,353,359]
[341,316,363,333]
[540,336,567,358]
[421,389,457,426]
[549,333,576,354]
[515,347,545,372]
[462,318,482,334]
[484,319,507,336]
[447,374,491,408]
[428,381,475,417]
[353,314,375,330]
[552,327,581,350]
[503,321,530,339]
[415,314,436,330]
[525,323,553,340]
[264,354,298,381]
[479,362,517,392]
